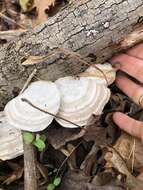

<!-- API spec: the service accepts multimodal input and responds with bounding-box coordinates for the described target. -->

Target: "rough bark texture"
[0,0,143,108]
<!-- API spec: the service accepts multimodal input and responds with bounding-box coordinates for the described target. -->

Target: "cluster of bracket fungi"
[0,63,116,160]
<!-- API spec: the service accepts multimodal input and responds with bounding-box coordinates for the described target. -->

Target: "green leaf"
[40,134,46,142]
[32,139,46,151]
[47,183,55,190]
[53,177,61,186]
[23,132,34,144]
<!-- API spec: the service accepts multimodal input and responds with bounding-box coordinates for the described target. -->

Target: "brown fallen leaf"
[21,55,48,66]
[114,132,143,173]
[37,162,48,185]
[2,161,23,185]
[104,146,143,190]
[46,122,85,149]
[92,171,114,186]
[83,115,108,145]
[19,0,56,26]
[33,0,55,25]
[80,143,101,176]
[107,93,131,112]
[60,143,77,170]
[0,0,22,30]
[3,167,23,185]
[59,170,125,190]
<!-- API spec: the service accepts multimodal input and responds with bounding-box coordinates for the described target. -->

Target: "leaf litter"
[0,0,67,43]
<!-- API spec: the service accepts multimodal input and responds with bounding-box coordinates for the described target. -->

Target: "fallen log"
[0,0,143,108]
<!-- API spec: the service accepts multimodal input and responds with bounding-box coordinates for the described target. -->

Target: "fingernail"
[111,61,121,69]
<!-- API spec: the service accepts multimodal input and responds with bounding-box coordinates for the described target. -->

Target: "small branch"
[21,98,83,128]
[0,12,26,29]
[20,69,38,190]
[20,69,37,94]
[23,143,38,190]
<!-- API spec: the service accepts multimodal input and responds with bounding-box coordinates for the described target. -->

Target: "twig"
[20,69,37,94]
[24,143,38,190]
[127,138,136,172]
[20,69,38,190]
[0,12,26,29]
[131,138,136,172]
[56,142,82,177]
[21,98,83,128]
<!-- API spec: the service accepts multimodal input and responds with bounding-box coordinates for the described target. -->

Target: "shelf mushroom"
[79,63,116,85]
[0,112,23,160]
[55,76,111,128]
[4,81,61,132]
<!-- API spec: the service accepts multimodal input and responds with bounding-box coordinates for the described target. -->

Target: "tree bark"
[0,0,143,108]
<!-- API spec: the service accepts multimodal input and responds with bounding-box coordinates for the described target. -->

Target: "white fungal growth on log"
[55,76,111,128]
[79,63,116,85]
[5,81,61,132]
[0,112,23,160]
[4,63,115,131]
[1,63,116,160]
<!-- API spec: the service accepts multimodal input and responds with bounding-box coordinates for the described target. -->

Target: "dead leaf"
[83,115,108,145]
[19,0,56,26]
[37,162,48,185]
[46,122,85,149]
[80,144,101,175]
[60,143,77,170]
[84,125,107,144]
[59,170,125,190]
[105,113,120,144]
[107,93,130,112]
[3,161,24,185]
[19,0,65,27]
[104,146,143,190]
[33,0,55,25]
[3,167,23,185]
[21,55,48,66]
[59,170,91,190]
[114,132,143,172]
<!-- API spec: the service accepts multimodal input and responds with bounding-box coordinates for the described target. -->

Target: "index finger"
[113,112,143,140]
[127,43,143,59]
[111,54,143,83]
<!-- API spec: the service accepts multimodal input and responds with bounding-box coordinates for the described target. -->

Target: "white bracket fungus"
[1,63,116,160]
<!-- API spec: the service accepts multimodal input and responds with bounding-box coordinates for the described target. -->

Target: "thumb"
[113,112,143,141]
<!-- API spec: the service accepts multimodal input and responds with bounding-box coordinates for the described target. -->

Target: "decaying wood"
[24,143,38,190]
[0,0,143,109]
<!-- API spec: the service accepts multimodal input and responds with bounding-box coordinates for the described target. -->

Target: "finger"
[111,54,143,83]
[113,112,143,140]
[115,75,143,106]
[127,43,143,59]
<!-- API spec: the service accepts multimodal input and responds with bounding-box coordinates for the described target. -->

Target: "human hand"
[110,43,143,141]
